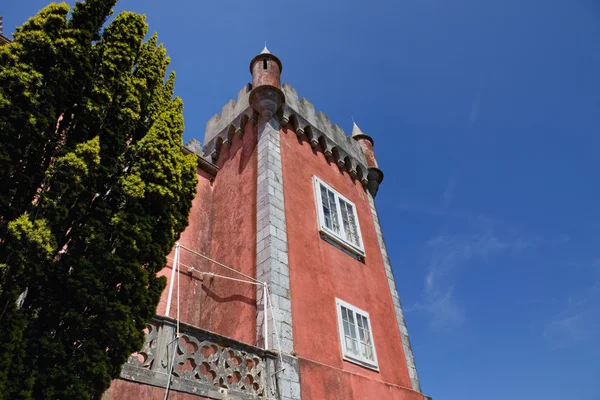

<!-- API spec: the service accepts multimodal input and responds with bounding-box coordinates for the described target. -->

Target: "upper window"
[313,176,364,255]
[336,298,378,369]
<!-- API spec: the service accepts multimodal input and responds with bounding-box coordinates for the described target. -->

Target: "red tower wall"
[156,120,258,344]
[356,138,378,169]
[102,379,211,400]
[279,124,420,399]
[251,56,281,88]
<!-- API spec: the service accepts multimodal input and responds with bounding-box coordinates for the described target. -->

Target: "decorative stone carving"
[172,334,266,396]
[128,321,159,370]
[122,317,276,400]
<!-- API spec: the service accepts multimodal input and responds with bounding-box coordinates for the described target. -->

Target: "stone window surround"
[335,298,379,371]
[312,175,365,257]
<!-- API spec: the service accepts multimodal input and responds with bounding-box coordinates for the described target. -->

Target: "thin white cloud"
[544,281,600,347]
[409,219,532,330]
[409,283,465,330]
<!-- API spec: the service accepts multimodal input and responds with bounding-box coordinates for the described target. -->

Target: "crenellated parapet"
[204,84,253,141]
[279,83,376,191]
[202,83,255,163]
[198,80,386,195]
[198,49,384,196]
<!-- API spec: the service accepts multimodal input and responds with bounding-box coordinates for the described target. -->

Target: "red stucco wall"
[156,121,258,345]
[279,124,420,398]
[251,57,281,88]
[103,379,210,400]
[356,138,378,169]
[298,359,423,400]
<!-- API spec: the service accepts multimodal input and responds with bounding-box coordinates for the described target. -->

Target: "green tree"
[0,1,198,398]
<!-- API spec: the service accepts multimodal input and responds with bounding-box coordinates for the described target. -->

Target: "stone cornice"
[182,140,218,177]
[0,34,11,46]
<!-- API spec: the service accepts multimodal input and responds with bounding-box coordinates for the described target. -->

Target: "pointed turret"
[351,121,383,196]
[249,45,284,121]
[351,121,373,145]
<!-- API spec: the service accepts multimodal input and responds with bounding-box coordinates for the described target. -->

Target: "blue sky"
[4,0,600,398]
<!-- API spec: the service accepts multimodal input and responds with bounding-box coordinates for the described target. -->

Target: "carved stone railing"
[121,315,278,399]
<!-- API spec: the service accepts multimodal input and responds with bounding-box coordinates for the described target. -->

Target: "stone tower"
[104,47,429,400]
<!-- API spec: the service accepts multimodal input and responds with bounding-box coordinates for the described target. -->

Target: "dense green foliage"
[0,1,198,398]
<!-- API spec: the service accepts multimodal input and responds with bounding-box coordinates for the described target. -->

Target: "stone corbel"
[319,137,333,158]
[345,157,358,179]
[210,149,219,164]
[332,147,346,169]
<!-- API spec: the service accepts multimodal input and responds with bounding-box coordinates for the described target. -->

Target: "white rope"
[163,337,178,400]
[164,243,179,317]
[164,244,181,400]
[263,284,269,350]
[165,257,263,286]
[266,285,285,374]
[176,244,181,338]
[161,243,291,397]
[178,244,261,284]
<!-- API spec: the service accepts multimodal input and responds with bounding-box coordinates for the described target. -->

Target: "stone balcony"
[121,315,280,399]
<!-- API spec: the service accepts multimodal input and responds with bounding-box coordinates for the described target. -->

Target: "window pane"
[361,315,369,330]
[343,321,351,336]
[320,185,332,229]
[345,336,353,352]
[328,190,340,233]
[346,309,356,332]
[347,205,358,244]
[358,315,374,361]
[341,306,360,356]
[320,184,340,234]
[339,199,359,245]
[352,338,359,355]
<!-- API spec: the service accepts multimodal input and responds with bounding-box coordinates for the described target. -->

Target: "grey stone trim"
[270,354,301,400]
[367,193,422,393]
[204,84,252,145]
[255,117,301,400]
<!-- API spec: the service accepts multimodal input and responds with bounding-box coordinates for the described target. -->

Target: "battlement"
[280,83,367,172]
[199,82,375,188]
[204,83,253,147]
[182,138,218,177]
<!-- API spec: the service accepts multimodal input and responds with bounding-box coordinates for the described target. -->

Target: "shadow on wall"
[201,284,255,306]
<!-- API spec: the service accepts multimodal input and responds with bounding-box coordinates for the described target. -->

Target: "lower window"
[335,298,379,370]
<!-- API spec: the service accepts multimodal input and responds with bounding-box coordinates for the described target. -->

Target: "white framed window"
[313,176,364,255]
[335,298,378,370]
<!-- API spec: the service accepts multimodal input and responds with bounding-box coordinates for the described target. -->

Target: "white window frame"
[335,298,379,370]
[313,176,365,256]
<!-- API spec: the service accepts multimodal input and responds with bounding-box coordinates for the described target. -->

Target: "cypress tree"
[0,1,198,398]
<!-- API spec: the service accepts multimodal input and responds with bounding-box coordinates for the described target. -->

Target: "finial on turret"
[261,42,270,54]
[351,121,363,136]
[351,120,373,145]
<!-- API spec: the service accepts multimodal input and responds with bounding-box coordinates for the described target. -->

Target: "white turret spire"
[261,42,271,54]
